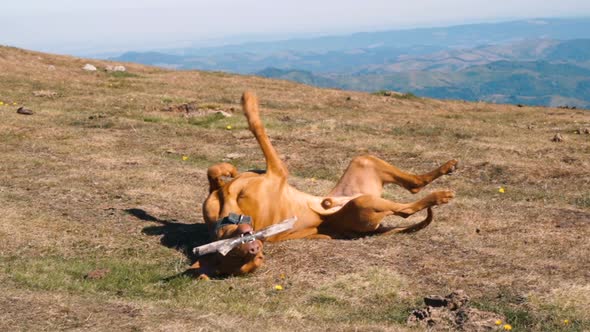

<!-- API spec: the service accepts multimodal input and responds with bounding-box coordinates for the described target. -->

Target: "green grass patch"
[70,117,116,129]
[143,116,162,123]
[198,103,222,110]
[3,256,181,299]
[109,71,139,78]
[292,166,338,181]
[572,195,590,208]
[303,269,416,324]
[1,255,273,315]
[170,153,219,168]
[397,92,419,99]
[372,90,419,100]
[390,125,444,137]
[473,299,588,331]
[471,286,590,331]
[372,90,390,96]
[1,256,417,327]
[187,113,226,127]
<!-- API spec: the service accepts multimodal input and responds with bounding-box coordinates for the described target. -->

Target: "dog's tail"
[376,207,434,234]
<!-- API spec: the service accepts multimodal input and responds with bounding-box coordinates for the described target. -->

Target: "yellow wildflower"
[564,319,569,325]
[12,102,17,105]
[226,125,232,130]
[274,285,283,291]
[495,320,502,326]
[279,273,286,279]
[0,101,4,106]
[311,177,317,182]
[503,324,512,331]
[498,187,505,193]
[182,155,189,161]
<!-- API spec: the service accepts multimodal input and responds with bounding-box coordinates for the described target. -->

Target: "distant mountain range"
[257,39,590,107]
[112,18,590,108]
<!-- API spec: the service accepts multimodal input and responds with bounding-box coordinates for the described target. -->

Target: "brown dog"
[189,91,457,278]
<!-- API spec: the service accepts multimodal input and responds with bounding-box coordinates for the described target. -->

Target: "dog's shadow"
[125,208,209,262]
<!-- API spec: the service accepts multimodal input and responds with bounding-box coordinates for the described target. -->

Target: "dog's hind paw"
[442,159,459,175]
[431,190,455,205]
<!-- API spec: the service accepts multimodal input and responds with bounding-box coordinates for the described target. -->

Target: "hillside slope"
[1,46,589,331]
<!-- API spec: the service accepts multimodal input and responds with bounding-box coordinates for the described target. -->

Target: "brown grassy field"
[1,46,589,331]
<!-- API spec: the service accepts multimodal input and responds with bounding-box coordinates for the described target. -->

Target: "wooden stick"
[193,217,297,256]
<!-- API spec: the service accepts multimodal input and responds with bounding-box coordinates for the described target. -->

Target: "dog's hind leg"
[328,155,457,197]
[322,191,453,235]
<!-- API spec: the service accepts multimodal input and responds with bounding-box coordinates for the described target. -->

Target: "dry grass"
[1,46,589,331]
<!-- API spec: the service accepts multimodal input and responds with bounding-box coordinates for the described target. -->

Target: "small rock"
[33,90,57,98]
[83,64,97,71]
[575,128,590,135]
[47,65,56,71]
[551,133,564,142]
[445,290,469,310]
[88,114,106,120]
[209,110,232,117]
[225,152,245,160]
[562,156,578,164]
[16,107,33,115]
[424,295,447,307]
[84,268,110,280]
[161,102,197,113]
[105,64,126,72]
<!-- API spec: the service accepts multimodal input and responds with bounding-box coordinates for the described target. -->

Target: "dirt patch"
[160,101,233,117]
[84,268,111,280]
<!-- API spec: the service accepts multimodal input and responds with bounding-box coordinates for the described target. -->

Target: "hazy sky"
[2,0,590,55]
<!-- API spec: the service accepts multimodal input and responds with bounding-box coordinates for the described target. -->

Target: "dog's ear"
[186,257,216,280]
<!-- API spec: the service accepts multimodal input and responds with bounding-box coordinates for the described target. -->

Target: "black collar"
[213,213,252,235]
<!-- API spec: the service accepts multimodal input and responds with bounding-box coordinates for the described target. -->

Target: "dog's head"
[192,223,265,278]
[216,223,265,275]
